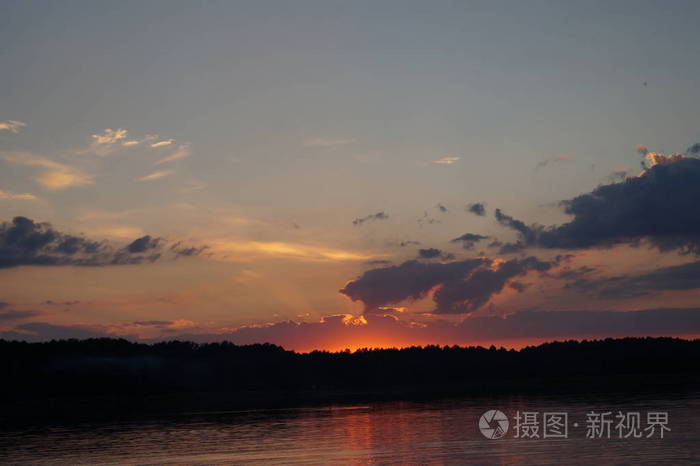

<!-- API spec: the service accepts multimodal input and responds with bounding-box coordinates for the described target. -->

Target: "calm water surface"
[1,393,698,465]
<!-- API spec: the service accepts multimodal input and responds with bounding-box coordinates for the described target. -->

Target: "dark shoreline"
[1,336,698,426]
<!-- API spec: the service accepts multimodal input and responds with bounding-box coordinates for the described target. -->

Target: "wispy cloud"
[433,156,460,165]
[150,139,174,148]
[0,120,27,133]
[1,152,94,190]
[91,128,128,145]
[87,129,181,156]
[303,137,356,147]
[0,189,39,201]
[353,211,389,226]
[137,169,175,182]
[213,240,374,262]
[155,143,192,165]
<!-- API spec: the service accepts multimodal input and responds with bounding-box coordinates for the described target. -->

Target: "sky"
[2,0,700,350]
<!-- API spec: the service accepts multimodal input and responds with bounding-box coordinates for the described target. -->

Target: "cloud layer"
[494,156,700,254]
[340,256,552,314]
[0,216,206,268]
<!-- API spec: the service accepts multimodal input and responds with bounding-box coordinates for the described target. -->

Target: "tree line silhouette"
[1,337,697,409]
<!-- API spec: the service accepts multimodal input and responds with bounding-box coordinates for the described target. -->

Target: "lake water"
[1,392,697,464]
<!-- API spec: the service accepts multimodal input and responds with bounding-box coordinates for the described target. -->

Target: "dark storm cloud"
[687,143,700,155]
[352,211,389,226]
[0,216,208,268]
[466,202,486,216]
[175,245,209,257]
[494,209,537,244]
[492,157,700,254]
[431,256,552,314]
[340,256,553,314]
[340,258,487,312]
[418,248,442,259]
[565,259,700,299]
[606,170,628,183]
[0,216,109,268]
[168,241,210,258]
[417,248,454,261]
[127,235,161,253]
[450,233,489,250]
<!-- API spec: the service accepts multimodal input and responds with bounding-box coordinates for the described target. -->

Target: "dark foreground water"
[1,392,698,465]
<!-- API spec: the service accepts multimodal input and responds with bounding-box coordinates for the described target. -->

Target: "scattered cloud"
[433,156,460,165]
[91,128,128,145]
[400,240,421,247]
[137,169,175,182]
[0,120,27,133]
[466,202,486,216]
[450,233,489,250]
[0,216,207,268]
[87,129,183,157]
[150,139,175,148]
[535,153,570,170]
[353,211,389,226]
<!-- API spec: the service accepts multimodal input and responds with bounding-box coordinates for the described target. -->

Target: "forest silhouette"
[1,337,697,420]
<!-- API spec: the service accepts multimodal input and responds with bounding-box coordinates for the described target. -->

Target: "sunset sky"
[2,1,700,351]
